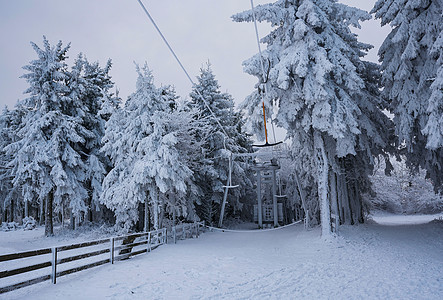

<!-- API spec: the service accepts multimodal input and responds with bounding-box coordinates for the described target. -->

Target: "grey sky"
[0,0,389,110]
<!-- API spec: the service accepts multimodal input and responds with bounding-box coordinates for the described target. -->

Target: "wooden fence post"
[51,247,57,284]
[110,238,115,264]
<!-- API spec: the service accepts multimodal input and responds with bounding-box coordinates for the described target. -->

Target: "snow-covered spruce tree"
[143,106,206,229]
[189,63,253,225]
[101,63,203,231]
[0,108,9,224]
[233,1,393,234]
[423,36,443,150]
[0,106,27,223]
[372,0,443,194]
[67,54,115,226]
[6,37,92,236]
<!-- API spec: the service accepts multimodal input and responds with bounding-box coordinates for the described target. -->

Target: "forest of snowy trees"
[0,0,441,236]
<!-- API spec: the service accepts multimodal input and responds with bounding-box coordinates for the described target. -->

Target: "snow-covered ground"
[2,213,442,300]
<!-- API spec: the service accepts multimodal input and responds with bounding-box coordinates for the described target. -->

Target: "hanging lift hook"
[250,0,282,148]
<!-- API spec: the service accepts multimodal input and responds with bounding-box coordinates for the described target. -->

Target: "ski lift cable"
[206,219,302,233]
[137,0,239,228]
[250,0,267,88]
[136,0,229,138]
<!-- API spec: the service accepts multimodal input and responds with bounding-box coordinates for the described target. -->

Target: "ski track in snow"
[1,214,442,300]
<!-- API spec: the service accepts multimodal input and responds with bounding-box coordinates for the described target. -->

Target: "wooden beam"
[0,248,51,262]
[0,261,51,278]
[0,275,51,294]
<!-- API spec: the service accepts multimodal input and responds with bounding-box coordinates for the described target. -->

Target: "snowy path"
[3,215,443,300]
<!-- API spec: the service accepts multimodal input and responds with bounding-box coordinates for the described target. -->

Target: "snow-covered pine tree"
[0,106,26,223]
[423,33,443,150]
[189,63,253,225]
[6,37,90,236]
[0,108,9,224]
[233,0,393,234]
[101,63,203,231]
[142,105,206,229]
[101,64,157,231]
[372,0,443,194]
[67,54,115,225]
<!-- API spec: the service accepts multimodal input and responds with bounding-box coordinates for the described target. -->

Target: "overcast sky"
[0,0,389,110]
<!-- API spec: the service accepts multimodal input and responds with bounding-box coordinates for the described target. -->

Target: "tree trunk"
[347,182,354,225]
[9,199,14,222]
[355,180,364,223]
[314,131,331,236]
[61,202,64,228]
[39,198,45,225]
[45,190,54,237]
[173,208,176,226]
[152,188,159,230]
[329,170,339,230]
[24,200,29,218]
[159,203,165,229]
[349,180,358,224]
[87,196,93,223]
[147,204,151,232]
[1,198,5,225]
[294,172,307,222]
[70,210,75,230]
[337,172,344,223]
[144,200,149,232]
[339,168,351,225]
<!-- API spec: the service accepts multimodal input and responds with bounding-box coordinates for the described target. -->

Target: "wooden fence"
[0,221,204,294]
[168,222,203,244]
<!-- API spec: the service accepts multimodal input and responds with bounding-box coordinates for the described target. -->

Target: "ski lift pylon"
[222,153,238,189]
[219,153,238,227]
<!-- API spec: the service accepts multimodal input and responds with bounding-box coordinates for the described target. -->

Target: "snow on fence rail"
[0,221,204,294]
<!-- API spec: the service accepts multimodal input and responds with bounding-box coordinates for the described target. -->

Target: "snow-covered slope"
[2,214,442,299]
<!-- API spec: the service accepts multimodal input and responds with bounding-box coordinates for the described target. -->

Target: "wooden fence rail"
[0,222,204,294]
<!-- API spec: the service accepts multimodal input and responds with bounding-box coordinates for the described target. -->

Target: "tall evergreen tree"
[233,0,393,233]
[6,37,91,236]
[67,54,115,225]
[372,0,443,193]
[423,34,443,150]
[101,63,203,231]
[189,63,253,225]
[0,106,26,223]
